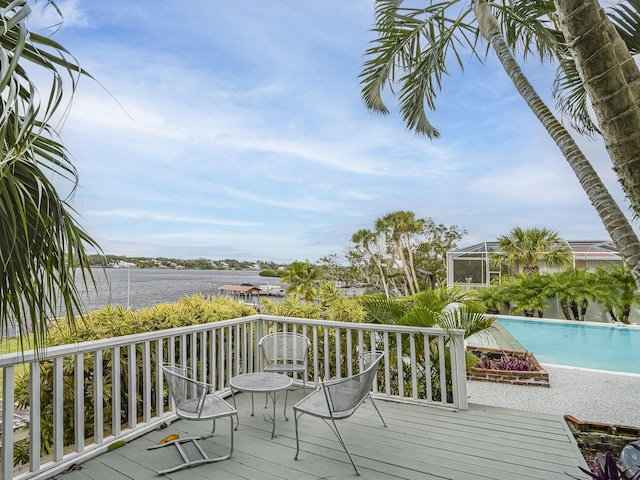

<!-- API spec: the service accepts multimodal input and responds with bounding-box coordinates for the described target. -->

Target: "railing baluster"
[112,347,121,437]
[383,332,390,395]
[396,333,404,398]
[2,365,15,479]
[335,327,342,377]
[346,328,353,377]
[438,336,447,404]
[29,362,41,472]
[53,357,64,461]
[94,351,104,444]
[424,334,433,402]
[128,344,136,430]
[410,334,417,399]
[155,339,164,415]
[143,341,151,423]
[200,331,207,383]
[74,354,85,452]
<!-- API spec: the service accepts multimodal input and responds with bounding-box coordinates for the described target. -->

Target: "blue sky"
[29,0,639,263]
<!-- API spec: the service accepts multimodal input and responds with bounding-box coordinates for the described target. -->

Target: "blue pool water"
[497,318,640,374]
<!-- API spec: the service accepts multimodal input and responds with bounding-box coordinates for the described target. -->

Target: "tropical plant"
[359,0,640,287]
[360,286,494,400]
[0,0,102,350]
[569,451,640,480]
[493,227,573,275]
[594,264,640,324]
[12,295,255,465]
[471,349,537,372]
[499,274,553,318]
[280,260,323,301]
[548,269,606,321]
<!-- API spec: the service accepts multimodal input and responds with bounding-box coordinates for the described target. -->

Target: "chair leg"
[325,418,361,476]
[147,415,235,475]
[367,393,387,428]
[293,410,302,460]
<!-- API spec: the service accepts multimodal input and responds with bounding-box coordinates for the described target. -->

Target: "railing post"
[450,331,468,410]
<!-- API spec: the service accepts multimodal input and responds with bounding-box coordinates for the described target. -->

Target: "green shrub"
[12,295,255,466]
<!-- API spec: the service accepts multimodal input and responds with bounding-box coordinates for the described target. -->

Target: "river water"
[76,269,281,312]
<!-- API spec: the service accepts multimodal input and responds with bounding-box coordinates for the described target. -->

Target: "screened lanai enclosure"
[446,240,622,288]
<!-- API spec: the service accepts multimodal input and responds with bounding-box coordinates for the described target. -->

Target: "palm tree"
[594,264,640,324]
[351,228,390,297]
[376,211,418,295]
[548,269,606,321]
[493,227,573,275]
[360,0,640,288]
[280,261,322,302]
[554,1,640,221]
[1,0,101,349]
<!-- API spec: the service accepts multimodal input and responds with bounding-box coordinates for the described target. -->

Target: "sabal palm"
[494,227,573,275]
[1,0,101,348]
[360,0,640,288]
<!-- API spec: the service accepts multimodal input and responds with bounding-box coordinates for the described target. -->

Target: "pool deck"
[468,364,640,427]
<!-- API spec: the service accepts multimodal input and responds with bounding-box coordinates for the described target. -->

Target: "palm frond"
[359,295,408,324]
[609,0,640,54]
[1,0,102,350]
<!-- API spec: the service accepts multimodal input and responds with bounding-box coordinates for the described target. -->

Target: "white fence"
[0,314,467,480]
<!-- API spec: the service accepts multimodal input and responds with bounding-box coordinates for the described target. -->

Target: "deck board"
[52,387,589,480]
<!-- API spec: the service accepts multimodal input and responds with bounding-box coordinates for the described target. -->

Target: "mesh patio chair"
[148,364,237,475]
[259,332,311,391]
[293,351,387,476]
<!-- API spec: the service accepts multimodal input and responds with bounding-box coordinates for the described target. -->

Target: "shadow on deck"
[53,387,589,480]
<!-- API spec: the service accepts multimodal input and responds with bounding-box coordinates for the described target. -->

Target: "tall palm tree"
[351,228,390,297]
[280,261,322,302]
[360,0,640,288]
[493,227,573,275]
[554,0,640,221]
[1,0,101,349]
[376,211,418,295]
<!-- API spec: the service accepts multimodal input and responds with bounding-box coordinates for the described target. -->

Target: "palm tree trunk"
[554,0,640,219]
[365,246,390,298]
[473,0,640,289]
[395,236,416,295]
[403,231,421,292]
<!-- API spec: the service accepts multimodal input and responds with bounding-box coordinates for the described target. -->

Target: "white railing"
[0,314,467,480]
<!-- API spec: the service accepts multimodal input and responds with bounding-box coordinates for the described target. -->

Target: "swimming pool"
[497,317,640,374]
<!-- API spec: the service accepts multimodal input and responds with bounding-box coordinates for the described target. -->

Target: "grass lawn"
[0,334,35,398]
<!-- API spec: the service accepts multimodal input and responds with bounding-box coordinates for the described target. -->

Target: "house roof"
[217,284,261,293]
[449,240,621,260]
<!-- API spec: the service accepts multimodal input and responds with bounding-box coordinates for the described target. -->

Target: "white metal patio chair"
[148,364,237,475]
[293,351,387,476]
[259,332,311,390]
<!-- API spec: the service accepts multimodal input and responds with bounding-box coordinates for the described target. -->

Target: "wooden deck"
[51,387,589,480]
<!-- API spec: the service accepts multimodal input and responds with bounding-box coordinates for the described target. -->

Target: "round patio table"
[229,372,292,439]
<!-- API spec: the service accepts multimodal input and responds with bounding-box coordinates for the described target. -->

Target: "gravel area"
[467,364,640,427]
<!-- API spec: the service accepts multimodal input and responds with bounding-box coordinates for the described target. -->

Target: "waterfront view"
[76,269,278,313]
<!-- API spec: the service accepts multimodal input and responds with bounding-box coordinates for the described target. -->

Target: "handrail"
[0,314,467,480]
